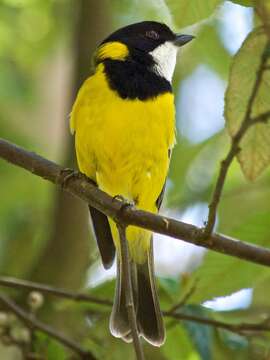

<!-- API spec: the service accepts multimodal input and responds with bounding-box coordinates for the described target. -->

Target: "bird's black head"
[96,21,194,82]
[102,21,177,53]
[99,21,193,54]
[95,21,194,99]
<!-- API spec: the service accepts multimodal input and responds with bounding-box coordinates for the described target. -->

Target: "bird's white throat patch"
[149,41,178,82]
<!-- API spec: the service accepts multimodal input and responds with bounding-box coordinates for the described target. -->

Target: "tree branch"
[0,293,95,359]
[117,225,145,360]
[0,276,111,307]
[1,138,270,267]
[1,277,270,339]
[166,281,197,314]
[204,41,270,237]
[164,310,270,335]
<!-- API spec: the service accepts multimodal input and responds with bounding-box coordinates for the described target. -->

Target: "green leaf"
[218,329,248,350]
[225,28,270,181]
[175,21,231,83]
[165,0,222,28]
[87,279,115,299]
[159,277,181,296]
[34,333,67,360]
[162,324,198,359]
[168,137,208,207]
[182,305,213,360]
[191,23,231,79]
[252,257,270,307]
[229,0,254,6]
[191,211,270,303]
[168,133,229,208]
[144,346,168,360]
[114,0,223,28]
[212,329,249,360]
[83,307,134,360]
[112,0,173,27]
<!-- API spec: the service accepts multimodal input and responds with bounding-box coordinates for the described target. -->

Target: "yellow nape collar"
[96,41,129,62]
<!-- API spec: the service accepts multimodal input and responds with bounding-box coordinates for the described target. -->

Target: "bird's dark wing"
[89,205,115,269]
[155,148,171,210]
[156,182,166,210]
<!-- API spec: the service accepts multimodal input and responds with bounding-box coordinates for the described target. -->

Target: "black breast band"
[103,59,172,100]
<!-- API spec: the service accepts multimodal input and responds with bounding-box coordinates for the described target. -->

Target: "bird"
[70,21,194,346]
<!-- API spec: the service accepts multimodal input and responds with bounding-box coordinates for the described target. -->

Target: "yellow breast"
[71,63,175,206]
[71,63,175,261]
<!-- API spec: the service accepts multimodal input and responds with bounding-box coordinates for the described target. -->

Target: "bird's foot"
[59,168,92,189]
[113,195,135,211]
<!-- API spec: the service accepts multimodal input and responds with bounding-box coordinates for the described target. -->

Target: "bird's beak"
[174,34,195,47]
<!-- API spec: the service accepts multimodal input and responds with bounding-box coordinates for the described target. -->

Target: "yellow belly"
[71,64,175,262]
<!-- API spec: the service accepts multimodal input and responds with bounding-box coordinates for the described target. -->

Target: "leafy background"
[0,0,270,359]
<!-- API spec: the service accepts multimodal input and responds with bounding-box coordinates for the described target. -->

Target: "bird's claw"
[59,168,89,189]
[113,195,135,211]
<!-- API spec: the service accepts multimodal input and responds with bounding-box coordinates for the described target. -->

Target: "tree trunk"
[31,0,112,289]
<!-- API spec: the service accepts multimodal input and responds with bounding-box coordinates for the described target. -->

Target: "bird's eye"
[145,30,159,40]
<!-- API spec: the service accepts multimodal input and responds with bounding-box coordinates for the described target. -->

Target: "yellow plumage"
[70,21,194,345]
[70,61,175,263]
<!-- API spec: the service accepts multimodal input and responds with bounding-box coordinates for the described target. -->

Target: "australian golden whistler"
[70,21,193,346]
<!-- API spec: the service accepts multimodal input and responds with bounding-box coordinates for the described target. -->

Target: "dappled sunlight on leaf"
[225,28,270,180]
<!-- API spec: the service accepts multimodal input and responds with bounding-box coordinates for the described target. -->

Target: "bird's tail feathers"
[109,239,165,346]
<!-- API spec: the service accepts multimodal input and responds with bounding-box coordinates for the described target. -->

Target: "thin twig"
[1,139,270,267]
[1,277,270,338]
[0,293,95,360]
[163,310,270,335]
[204,42,270,237]
[166,281,197,314]
[117,225,145,360]
[0,276,111,307]
[251,110,270,125]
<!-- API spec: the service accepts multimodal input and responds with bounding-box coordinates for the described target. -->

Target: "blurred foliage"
[165,0,222,28]
[0,0,69,106]
[230,0,253,6]
[34,333,68,360]
[0,0,270,359]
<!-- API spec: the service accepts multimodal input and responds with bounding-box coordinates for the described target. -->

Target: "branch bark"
[0,138,270,266]
[1,138,270,267]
